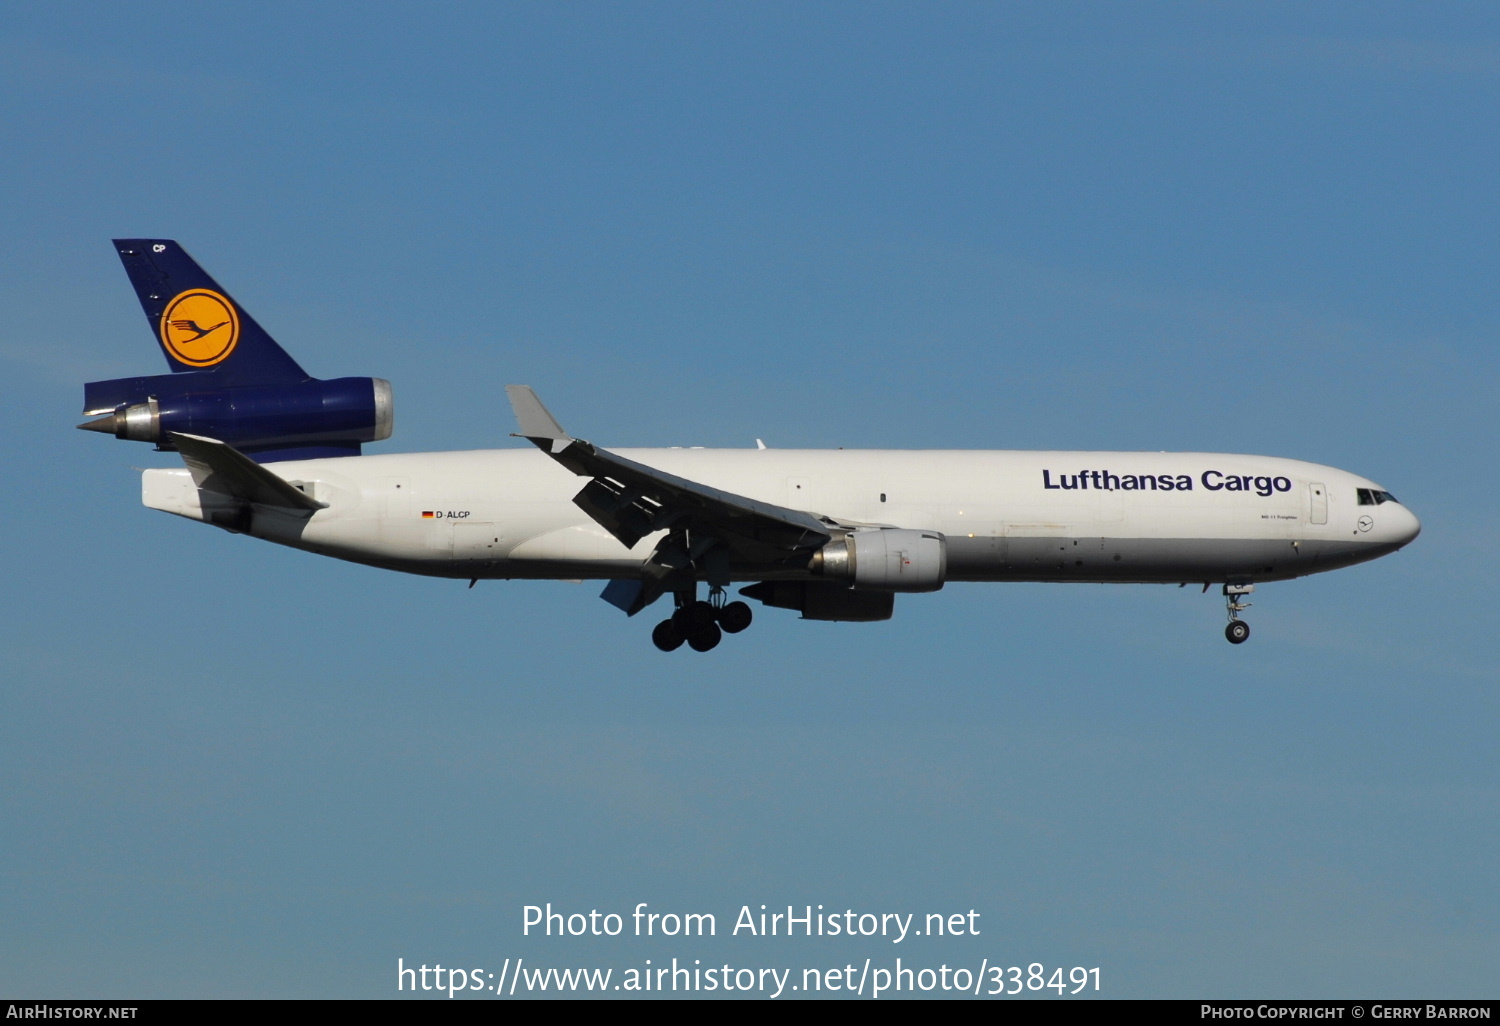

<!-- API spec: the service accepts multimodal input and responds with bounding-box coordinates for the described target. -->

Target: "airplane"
[80,240,1421,651]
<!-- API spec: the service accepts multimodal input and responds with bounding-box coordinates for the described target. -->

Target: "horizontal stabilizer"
[169,432,326,512]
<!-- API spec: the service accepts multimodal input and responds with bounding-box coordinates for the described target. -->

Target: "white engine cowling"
[811,529,947,592]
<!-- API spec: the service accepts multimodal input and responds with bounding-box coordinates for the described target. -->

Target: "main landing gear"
[1223,583,1253,644]
[652,587,753,653]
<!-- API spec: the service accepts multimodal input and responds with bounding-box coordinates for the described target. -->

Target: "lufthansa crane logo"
[160,289,240,367]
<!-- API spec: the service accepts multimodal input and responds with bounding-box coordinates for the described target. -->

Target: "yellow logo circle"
[160,289,240,367]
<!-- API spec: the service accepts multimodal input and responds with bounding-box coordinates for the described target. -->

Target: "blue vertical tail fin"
[112,239,308,384]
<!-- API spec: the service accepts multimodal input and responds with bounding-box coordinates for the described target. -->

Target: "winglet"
[505,385,573,454]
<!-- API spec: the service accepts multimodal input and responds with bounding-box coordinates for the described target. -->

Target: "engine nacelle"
[810,528,947,592]
[740,581,895,622]
[80,376,393,459]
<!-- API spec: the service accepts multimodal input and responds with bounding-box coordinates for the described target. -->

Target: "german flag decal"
[421,511,436,518]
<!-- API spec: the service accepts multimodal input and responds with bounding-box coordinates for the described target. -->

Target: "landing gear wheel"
[652,619,685,652]
[687,622,723,652]
[673,601,718,634]
[1225,620,1250,645]
[717,600,753,634]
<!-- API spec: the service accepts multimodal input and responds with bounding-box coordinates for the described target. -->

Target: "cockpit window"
[1357,488,1399,506]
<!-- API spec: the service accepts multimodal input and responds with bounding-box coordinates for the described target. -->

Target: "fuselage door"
[380,476,411,518]
[1310,482,1328,525]
[453,521,500,559]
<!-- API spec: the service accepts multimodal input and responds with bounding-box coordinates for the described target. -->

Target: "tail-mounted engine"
[80,239,394,462]
[79,376,393,459]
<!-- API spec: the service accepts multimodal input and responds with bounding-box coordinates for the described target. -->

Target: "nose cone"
[1376,504,1421,549]
[1394,505,1422,547]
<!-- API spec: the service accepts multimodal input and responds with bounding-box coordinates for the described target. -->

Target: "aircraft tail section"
[112,239,308,384]
[81,239,392,462]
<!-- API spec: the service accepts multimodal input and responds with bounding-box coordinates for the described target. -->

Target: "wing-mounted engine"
[739,581,896,621]
[809,528,948,592]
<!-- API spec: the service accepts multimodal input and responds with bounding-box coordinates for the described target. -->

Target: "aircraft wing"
[505,386,833,563]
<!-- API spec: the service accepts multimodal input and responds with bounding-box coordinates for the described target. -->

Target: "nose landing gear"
[1223,583,1253,644]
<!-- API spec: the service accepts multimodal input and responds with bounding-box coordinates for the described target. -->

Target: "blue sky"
[1,2,1496,998]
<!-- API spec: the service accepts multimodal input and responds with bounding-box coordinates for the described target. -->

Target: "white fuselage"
[140,447,1420,588]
